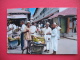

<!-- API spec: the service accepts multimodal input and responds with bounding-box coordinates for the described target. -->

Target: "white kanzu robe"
[43,27,52,50]
[30,25,37,36]
[51,28,58,51]
[56,26,61,39]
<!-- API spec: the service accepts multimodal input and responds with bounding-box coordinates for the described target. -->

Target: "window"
[40,8,47,15]
[43,8,47,12]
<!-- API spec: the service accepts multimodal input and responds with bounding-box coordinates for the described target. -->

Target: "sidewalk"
[65,33,77,40]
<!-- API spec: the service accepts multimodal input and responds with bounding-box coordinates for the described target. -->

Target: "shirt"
[24,26,32,40]
[42,27,52,35]
[40,24,43,27]
[8,30,13,38]
[38,24,41,28]
[30,25,37,33]
[21,24,26,32]
[16,26,19,29]
[13,24,17,31]
[51,28,58,37]
[9,24,13,29]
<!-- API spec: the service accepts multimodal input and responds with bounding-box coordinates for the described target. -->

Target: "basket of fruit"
[8,36,20,49]
[33,36,45,44]
[29,36,45,54]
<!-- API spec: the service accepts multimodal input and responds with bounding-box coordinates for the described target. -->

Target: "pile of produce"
[8,36,20,41]
[8,36,20,46]
[33,37,45,44]
[8,37,16,41]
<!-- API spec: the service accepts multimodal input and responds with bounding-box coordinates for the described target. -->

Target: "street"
[7,8,77,55]
[7,38,77,54]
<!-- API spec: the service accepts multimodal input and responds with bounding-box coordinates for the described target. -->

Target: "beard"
[52,27,55,30]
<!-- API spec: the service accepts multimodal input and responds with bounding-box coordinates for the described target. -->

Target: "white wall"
[59,8,68,12]
[33,8,59,21]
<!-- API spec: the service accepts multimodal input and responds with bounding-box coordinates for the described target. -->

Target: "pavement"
[65,33,77,40]
[56,38,77,54]
[7,38,77,54]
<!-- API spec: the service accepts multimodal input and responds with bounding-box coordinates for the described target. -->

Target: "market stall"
[29,36,46,54]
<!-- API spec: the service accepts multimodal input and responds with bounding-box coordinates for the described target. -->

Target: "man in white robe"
[51,23,58,54]
[56,25,61,40]
[42,22,52,53]
[30,22,37,37]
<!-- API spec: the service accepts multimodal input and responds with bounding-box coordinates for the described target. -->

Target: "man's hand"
[26,30,29,32]
[23,30,29,33]
[46,32,51,35]
[48,38,50,40]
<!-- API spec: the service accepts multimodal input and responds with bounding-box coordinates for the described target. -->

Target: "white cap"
[46,22,50,24]
[54,22,57,25]
[27,21,30,23]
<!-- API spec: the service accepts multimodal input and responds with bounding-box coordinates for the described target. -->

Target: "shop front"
[58,16,77,37]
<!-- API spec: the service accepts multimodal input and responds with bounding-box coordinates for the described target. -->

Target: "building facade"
[33,8,68,26]
[7,8,31,26]
[33,8,77,37]
[49,8,77,37]
[33,8,59,23]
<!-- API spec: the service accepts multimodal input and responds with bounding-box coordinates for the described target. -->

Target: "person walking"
[56,24,61,40]
[51,23,58,54]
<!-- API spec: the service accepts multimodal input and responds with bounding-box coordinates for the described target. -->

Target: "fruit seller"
[42,22,52,53]
[24,21,32,54]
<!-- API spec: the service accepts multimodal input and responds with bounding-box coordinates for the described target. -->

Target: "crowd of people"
[7,20,61,54]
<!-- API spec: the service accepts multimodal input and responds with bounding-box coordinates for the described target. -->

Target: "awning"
[7,16,12,18]
[48,8,77,19]
[7,15,27,19]
[7,9,30,13]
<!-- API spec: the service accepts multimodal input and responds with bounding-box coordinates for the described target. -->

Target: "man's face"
[52,24,55,28]
[46,24,49,27]
[27,23,31,26]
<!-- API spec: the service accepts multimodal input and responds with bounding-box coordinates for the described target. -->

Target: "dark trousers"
[21,33,24,50]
